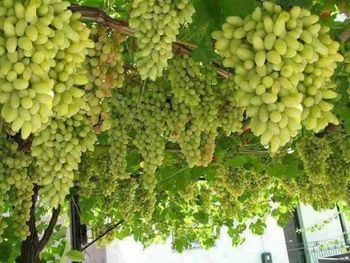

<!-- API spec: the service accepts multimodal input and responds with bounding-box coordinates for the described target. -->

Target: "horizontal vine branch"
[68,4,231,78]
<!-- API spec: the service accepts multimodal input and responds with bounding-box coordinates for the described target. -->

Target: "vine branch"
[38,206,61,253]
[81,220,125,251]
[68,4,231,78]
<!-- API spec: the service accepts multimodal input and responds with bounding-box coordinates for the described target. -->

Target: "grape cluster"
[296,135,332,182]
[129,0,195,80]
[50,12,92,118]
[109,81,170,191]
[344,48,350,95]
[296,132,350,207]
[31,112,96,207]
[168,57,244,167]
[108,85,139,183]
[78,149,111,195]
[133,82,170,190]
[0,0,92,139]
[219,77,245,136]
[0,133,33,241]
[84,26,125,133]
[212,1,343,152]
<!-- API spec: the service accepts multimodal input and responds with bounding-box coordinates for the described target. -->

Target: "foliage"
[0,0,349,260]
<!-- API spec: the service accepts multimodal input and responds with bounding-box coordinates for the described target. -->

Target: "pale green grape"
[0,0,92,139]
[31,112,96,208]
[84,26,125,133]
[0,131,32,241]
[129,0,195,80]
[212,1,343,152]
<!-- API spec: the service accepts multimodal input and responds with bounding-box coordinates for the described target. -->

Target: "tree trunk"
[16,185,40,263]
[16,185,61,263]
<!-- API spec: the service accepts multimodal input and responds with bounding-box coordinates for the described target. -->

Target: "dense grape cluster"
[129,0,195,80]
[84,26,125,133]
[212,1,343,152]
[344,48,350,95]
[295,133,350,207]
[214,166,270,218]
[50,12,93,118]
[78,148,112,195]
[0,0,92,139]
[31,112,96,207]
[219,77,245,136]
[109,81,170,191]
[108,85,139,184]
[133,83,170,190]
[296,135,332,182]
[168,57,244,167]
[0,132,32,241]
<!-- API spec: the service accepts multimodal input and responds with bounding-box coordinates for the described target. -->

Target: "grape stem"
[68,4,231,78]
[81,219,124,251]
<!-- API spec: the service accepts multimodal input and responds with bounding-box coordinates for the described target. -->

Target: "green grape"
[212,1,343,152]
[31,112,96,208]
[78,149,111,195]
[84,26,125,133]
[108,86,137,184]
[292,132,350,209]
[296,135,332,182]
[219,77,245,136]
[340,136,350,163]
[109,80,170,191]
[0,131,32,241]
[129,0,195,80]
[132,82,170,191]
[343,48,350,95]
[0,0,92,139]
[168,56,224,167]
[50,11,93,118]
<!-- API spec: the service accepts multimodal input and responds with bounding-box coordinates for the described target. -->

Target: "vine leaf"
[224,155,248,167]
[65,250,85,262]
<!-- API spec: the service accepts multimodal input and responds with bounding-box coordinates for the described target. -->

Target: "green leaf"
[0,242,12,262]
[65,250,84,262]
[224,155,248,167]
[221,0,258,18]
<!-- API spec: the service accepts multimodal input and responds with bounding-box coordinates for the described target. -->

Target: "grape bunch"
[109,81,170,191]
[78,147,121,196]
[219,77,245,136]
[212,1,343,152]
[108,85,139,183]
[132,82,170,190]
[168,56,225,167]
[50,10,93,118]
[0,0,92,139]
[31,112,96,208]
[84,26,125,133]
[343,48,350,95]
[296,132,350,207]
[0,132,33,241]
[129,0,195,80]
[296,135,332,182]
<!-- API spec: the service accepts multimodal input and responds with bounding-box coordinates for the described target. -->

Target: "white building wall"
[85,206,349,263]
[105,216,289,263]
[298,204,343,243]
